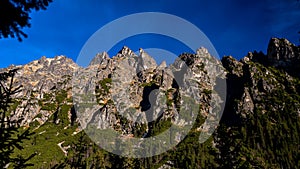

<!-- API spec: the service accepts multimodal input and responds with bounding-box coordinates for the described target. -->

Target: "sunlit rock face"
[0,56,78,126]
[73,46,226,139]
[1,45,226,139]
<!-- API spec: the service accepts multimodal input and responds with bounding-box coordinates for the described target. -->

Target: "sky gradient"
[0,0,300,68]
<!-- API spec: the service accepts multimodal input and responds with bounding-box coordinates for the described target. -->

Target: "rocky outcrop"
[217,38,300,169]
[267,38,300,65]
[220,38,300,125]
[248,38,300,77]
[0,56,77,126]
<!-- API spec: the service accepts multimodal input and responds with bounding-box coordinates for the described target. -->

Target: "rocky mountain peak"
[267,37,300,66]
[116,46,137,57]
[3,55,78,126]
[89,52,109,66]
[196,47,209,56]
[138,48,157,70]
[243,38,300,77]
[36,55,72,65]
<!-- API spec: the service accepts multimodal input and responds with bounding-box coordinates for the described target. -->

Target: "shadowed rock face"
[221,38,300,123]
[244,38,300,77]
[267,38,300,63]
[218,38,300,168]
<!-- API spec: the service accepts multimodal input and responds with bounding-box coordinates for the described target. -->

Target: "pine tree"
[0,0,53,41]
[0,68,35,168]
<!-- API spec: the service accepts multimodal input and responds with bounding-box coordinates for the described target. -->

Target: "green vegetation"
[41,102,56,111]
[203,88,212,95]
[55,90,68,104]
[140,81,157,87]
[216,62,300,168]
[149,118,172,137]
[95,78,112,104]
[98,78,112,93]
[11,102,78,168]
[0,69,36,168]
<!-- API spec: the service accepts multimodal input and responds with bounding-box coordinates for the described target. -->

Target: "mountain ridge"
[0,37,299,168]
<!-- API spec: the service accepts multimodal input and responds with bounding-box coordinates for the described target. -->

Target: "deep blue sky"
[0,0,300,68]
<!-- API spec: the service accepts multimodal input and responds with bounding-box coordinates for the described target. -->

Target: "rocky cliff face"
[267,38,300,65]
[0,56,77,126]
[250,37,300,77]
[2,46,226,137]
[1,38,299,168]
[217,38,300,168]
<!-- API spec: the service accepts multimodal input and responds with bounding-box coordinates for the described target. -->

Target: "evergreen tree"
[0,0,53,41]
[0,69,35,168]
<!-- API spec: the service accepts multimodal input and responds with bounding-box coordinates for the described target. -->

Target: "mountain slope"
[0,38,299,168]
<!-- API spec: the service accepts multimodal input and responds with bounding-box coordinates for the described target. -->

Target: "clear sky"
[0,0,299,68]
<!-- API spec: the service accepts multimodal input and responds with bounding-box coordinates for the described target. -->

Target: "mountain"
[0,38,299,168]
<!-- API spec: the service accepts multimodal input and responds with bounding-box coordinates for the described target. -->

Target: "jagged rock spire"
[117,46,137,57]
[267,38,299,62]
[157,60,167,69]
[89,52,109,66]
[138,48,157,70]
